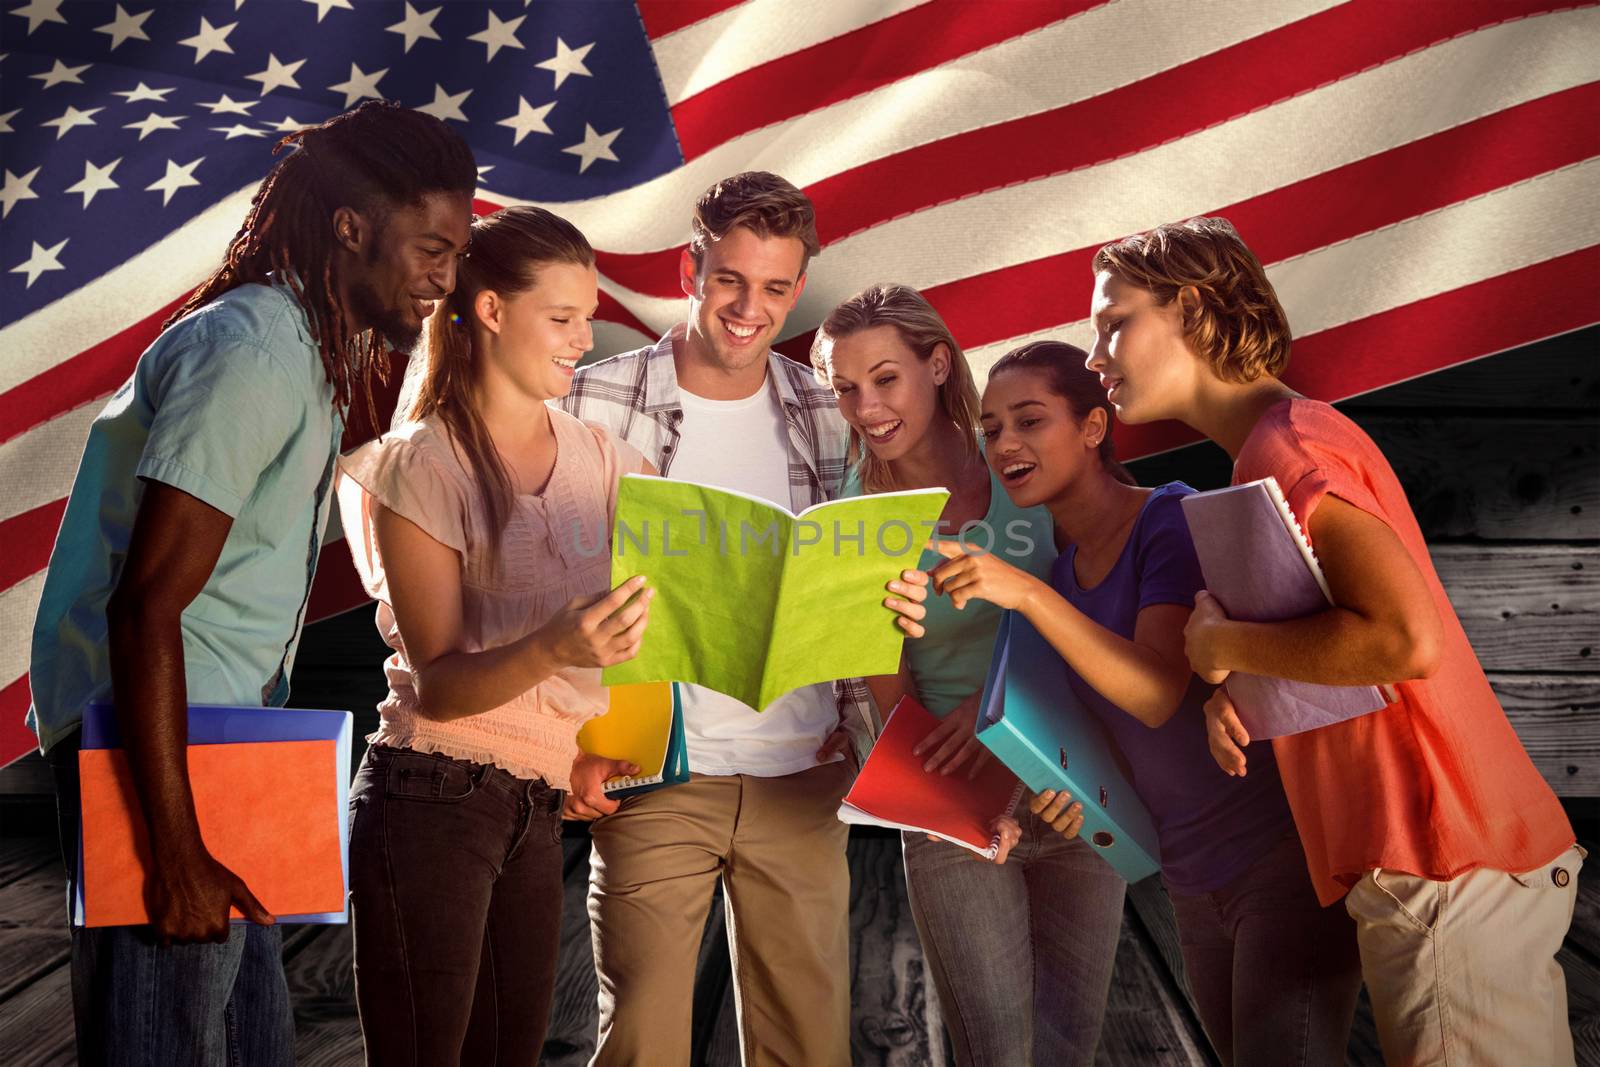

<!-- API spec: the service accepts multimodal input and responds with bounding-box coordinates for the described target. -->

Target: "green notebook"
[601,474,949,709]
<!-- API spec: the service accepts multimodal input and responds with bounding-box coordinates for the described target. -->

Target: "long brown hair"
[406,206,594,569]
[809,284,981,493]
[986,341,1136,486]
[168,102,476,428]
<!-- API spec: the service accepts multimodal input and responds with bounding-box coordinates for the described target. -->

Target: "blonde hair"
[412,206,594,572]
[1092,217,1291,383]
[689,171,820,277]
[810,284,981,494]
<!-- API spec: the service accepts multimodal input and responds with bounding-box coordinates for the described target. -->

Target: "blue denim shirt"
[27,281,344,752]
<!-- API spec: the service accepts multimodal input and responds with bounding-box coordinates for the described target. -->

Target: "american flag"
[3,0,1598,766]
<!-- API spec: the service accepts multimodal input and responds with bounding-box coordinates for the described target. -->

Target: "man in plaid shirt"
[559,172,918,1064]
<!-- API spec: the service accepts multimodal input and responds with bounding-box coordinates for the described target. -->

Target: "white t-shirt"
[669,379,843,777]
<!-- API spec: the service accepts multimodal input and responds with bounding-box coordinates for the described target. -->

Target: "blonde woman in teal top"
[812,285,1127,1067]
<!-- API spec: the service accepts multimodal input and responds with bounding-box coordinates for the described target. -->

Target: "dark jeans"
[48,731,295,1067]
[349,744,565,1067]
[902,812,1128,1067]
[1165,832,1363,1067]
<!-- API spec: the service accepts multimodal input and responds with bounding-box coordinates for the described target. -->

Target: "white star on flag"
[41,104,101,140]
[213,123,268,140]
[123,112,184,140]
[10,238,67,288]
[198,94,256,116]
[178,17,237,64]
[385,3,441,54]
[537,38,594,90]
[146,158,204,206]
[246,54,305,97]
[562,124,620,173]
[0,110,18,134]
[498,97,555,146]
[8,0,66,36]
[303,0,352,22]
[328,63,387,108]
[30,60,90,90]
[0,167,42,218]
[94,5,152,50]
[418,84,471,123]
[264,115,306,133]
[112,82,173,104]
[468,11,525,62]
[64,159,121,207]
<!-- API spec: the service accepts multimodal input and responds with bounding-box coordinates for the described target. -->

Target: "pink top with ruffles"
[335,407,645,789]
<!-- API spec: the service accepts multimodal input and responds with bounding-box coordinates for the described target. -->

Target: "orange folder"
[79,739,345,927]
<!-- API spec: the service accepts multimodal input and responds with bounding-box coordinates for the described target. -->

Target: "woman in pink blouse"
[335,206,658,1066]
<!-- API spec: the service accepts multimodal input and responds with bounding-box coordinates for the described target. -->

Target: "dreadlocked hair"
[410,206,595,575]
[167,101,477,428]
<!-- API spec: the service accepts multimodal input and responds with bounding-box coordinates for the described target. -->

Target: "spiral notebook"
[1180,477,1389,739]
[577,681,689,797]
[837,695,1024,860]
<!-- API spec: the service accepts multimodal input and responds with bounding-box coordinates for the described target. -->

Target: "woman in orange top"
[1084,216,1579,1067]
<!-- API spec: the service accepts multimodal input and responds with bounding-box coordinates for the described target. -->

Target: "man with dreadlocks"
[27,101,474,1065]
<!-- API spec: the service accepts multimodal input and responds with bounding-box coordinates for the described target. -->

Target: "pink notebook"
[1180,478,1389,739]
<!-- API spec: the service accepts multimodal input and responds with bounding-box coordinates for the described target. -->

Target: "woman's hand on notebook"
[1028,789,1085,841]
[565,752,641,819]
[988,816,1022,865]
[1203,688,1251,777]
[884,568,930,638]
[1183,590,1234,685]
[910,693,992,779]
[538,576,655,669]
[924,540,1044,613]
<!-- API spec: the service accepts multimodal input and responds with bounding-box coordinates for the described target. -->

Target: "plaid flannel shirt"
[557,324,880,763]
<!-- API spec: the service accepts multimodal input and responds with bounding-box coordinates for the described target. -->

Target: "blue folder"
[975,612,1162,883]
[75,703,353,925]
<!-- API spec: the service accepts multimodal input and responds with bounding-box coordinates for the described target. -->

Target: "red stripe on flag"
[306,539,370,625]
[637,0,746,40]
[925,83,1600,351]
[0,675,37,768]
[600,0,1579,297]
[670,0,1085,160]
[0,500,66,594]
[1112,246,1600,461]
[0,298,180,446]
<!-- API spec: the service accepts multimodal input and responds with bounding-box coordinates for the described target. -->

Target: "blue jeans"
[1165,831,1362,1067]
[902,811,1127,1067]
[48,732,296,1067]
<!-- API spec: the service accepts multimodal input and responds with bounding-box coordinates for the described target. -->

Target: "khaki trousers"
[587,760,854,1066]
[1343,844,1583,1066]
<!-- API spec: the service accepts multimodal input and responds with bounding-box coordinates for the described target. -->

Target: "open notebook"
[1180,477,1389,739]
[837,695,1024,860]
[577,681,689,797]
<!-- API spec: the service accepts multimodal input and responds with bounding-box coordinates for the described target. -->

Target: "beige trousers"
[1343,844,1583,1066]
[586,761,854,1067]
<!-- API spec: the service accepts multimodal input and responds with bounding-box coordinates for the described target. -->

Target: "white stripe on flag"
[0,572,46,694]
[0,400,99,524]
[652,0,933,106]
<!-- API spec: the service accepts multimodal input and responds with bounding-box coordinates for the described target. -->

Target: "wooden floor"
[1,828,1598,1066]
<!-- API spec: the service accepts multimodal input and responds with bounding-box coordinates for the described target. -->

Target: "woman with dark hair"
[335,206,655,1066]
[813,286,1125,1066]
[922,340,1363,1067]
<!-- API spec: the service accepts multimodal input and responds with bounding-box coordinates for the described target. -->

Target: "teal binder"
[976,611,1162,883]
